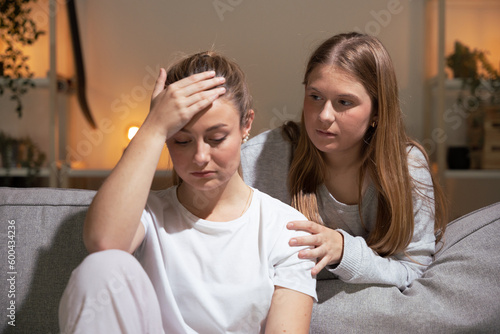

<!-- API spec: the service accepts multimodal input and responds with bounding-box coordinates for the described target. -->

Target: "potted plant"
[446,40,500,106]
[0,0,45,118]
[446,41,500,169]
[0,131,46,186]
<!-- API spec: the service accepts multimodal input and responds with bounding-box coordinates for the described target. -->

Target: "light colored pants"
[59,249,165,334]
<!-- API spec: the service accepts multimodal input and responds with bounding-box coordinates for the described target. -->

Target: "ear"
[242,109,255,137]
[371,113,378,127]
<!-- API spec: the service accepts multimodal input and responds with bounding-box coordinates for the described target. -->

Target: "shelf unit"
[425,0,500,219]
[58,168,173,190]
[426,0,500,176]
[62,168,172,178]
[0,168,51,178]
[0,167,172,190]
[0,167,52,188]
[445,169,500,179]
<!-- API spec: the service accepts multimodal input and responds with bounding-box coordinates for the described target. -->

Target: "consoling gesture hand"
[147,68,226,139]
[287,221,344,276]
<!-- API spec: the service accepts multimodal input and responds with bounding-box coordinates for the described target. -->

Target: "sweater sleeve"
[328,147,437,291]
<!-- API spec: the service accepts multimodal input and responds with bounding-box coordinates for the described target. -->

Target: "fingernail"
[290,238,297,245]
[287,222,293,228]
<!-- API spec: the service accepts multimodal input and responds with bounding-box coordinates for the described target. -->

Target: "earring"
[371,120,377,128]
[242,134,249,143]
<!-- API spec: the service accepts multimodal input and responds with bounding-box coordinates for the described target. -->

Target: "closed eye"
[209,135,227,145]
[174,139,191,145]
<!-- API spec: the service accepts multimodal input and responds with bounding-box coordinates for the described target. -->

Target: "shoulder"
[144,187,176,213]
[406,144,428,166]
[241,127,292,171]
[406,144,430,176]
[241,127,294,203]
[148,186,175,201]
[242,127,290,153]
[253,188,307,221]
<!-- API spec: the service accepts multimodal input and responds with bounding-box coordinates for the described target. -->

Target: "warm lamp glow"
[127,126,139,141]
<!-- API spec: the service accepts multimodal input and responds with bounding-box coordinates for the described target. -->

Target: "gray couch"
[0,186,499,333]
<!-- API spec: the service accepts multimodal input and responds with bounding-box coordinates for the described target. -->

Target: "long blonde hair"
[285,32,447,256]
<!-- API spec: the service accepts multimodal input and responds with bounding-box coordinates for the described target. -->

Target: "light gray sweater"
[241,127,436,291]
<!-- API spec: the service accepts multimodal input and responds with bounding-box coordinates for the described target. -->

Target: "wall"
[0,0,426,170]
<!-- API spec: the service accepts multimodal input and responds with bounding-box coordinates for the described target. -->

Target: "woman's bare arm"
[265,286,313,333]
[83,69,226,254]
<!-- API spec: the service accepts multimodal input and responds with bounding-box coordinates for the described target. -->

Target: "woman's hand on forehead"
[147,69,226,139]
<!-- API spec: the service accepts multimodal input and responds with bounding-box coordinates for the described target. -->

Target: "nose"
[193,141,210,166]
[318,101,335,123]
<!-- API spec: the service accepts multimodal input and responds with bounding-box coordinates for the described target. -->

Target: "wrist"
[327,230,344,267]
[337,230,344,262]
[138,116,169,143]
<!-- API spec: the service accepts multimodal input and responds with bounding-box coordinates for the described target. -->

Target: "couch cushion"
[311,201,500,333]
[0,187,95,333]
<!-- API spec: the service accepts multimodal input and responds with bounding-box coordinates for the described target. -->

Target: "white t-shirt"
[136,186,317,334]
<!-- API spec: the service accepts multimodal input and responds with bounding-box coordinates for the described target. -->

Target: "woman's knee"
[59,250,162,333]
[79,249,139,274]
[65,249,145,297]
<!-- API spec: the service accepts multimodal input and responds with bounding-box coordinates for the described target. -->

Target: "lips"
[190,171,216,178]
[316,129,336,137]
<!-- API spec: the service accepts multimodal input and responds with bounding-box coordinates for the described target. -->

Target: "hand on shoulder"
[287,220,344,276]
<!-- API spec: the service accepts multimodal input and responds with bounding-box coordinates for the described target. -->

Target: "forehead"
[182,98,240,132]
[308,64,362,87]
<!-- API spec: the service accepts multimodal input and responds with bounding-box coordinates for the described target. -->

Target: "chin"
[316,142,342,154]
[187,178,226,192]
[310,137,334,151]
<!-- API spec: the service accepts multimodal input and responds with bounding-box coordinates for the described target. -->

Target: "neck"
[322,145,366,205]
[177,173,251,221]
[323,144,363,173]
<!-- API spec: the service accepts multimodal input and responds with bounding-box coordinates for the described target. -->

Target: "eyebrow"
[307,86,358,100]
[179,123,229,133]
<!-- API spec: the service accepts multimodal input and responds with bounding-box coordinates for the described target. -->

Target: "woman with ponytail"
[60,51,316,333]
